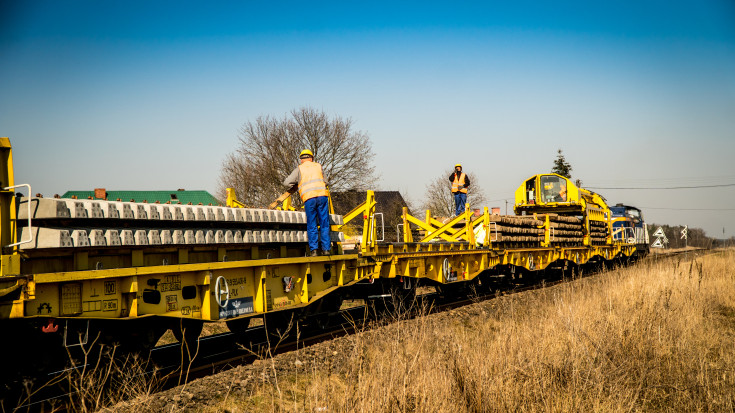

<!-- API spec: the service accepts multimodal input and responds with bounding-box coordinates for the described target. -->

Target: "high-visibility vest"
[452,172,468,194]
[298,161,329,201]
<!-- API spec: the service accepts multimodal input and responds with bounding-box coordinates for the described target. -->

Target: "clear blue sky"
[2,1,734,237]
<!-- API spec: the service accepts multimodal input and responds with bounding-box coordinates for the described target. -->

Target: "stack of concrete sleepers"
[16,197,345,250]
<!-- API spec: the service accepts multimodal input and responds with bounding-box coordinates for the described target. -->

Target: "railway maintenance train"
[0,138,647,383]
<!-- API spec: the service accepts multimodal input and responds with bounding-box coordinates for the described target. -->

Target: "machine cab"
[514,174,580,214]
[539,175,569,203]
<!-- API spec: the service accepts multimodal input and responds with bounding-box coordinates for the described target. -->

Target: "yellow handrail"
[339,190,377,255]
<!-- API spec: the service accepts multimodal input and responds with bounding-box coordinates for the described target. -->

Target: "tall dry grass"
[11,344,163,413]
[221,250,735,412]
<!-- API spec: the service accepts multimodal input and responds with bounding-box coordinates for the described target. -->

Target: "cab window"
[627,208,642,224]
[525,178,536,203]
[540,175,567,203]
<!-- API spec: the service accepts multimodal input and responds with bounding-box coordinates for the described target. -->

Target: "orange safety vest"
[298,161,329,201]
[452,172,468,194]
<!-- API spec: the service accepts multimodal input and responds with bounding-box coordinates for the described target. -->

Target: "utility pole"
[505,200,508,215]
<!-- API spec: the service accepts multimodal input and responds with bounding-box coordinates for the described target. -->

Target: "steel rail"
[11,248,722,410]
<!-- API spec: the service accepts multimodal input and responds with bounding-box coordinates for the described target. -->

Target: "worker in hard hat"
[283,149,331,256]
[554,182,567,202]
[449,163,471,216]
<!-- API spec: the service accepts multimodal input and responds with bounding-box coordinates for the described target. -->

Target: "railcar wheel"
[114,319,168,354]
[225,317,251,334]
[469,272,493,296]
[436,282,467,300]
[263,310,299,339]
[171,319,203,357]
[309,293,344,330]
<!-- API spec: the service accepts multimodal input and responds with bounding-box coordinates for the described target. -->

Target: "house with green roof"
[61,188,223,205]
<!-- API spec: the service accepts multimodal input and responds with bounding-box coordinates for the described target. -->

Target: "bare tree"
[420,169,488,217]
[219,107,377,207]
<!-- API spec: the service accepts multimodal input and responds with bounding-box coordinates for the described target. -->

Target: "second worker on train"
[449,163,471,216]
[283,149,332,256]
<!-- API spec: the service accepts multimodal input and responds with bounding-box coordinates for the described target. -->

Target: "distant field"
[216,249,735,412]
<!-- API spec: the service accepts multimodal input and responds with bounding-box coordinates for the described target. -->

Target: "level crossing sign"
[651,226,667,248]
[681,225,688,248]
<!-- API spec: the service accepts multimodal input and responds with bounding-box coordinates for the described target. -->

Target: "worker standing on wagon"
[449,163,470,216]
[283,149,331,256]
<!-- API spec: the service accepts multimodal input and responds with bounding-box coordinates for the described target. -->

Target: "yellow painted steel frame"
[534,213,552,247]
[226,187,296,211]
[0,138,24,319]
[14,254,370,322]
[338,190,378,255]
[225,188,248,209]
[277,195,296,211]
[8,242,639,323]
[368,243,637,284]
[401,204,488,246]
[0,138,20,277]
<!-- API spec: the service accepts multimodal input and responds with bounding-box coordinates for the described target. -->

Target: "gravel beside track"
[107,300,497,412]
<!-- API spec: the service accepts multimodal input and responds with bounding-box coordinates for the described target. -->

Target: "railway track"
[16,249,721,411]
[11,247,722,411]
[151,246,721,391]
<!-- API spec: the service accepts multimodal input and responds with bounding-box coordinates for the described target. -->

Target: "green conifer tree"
[551,149,572,178]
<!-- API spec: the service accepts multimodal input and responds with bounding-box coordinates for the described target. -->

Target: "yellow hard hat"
[300,149,314,158]
[455,163,462,168]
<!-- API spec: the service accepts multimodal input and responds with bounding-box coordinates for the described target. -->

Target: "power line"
[586,183,735,190]
[585,175,735,187]
[640,206,735,211]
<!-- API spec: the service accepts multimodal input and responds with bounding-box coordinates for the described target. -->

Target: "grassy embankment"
[217,249,735,412]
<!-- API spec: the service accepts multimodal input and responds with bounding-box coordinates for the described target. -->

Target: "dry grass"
[13,344,164,413]
[217,250,735,412]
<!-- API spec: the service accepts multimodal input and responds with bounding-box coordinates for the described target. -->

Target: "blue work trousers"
[304,196,331,252]
[454,192,467,216]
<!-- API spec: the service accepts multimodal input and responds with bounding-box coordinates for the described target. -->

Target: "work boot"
[310,250,319,257]
[321,249,330,256]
